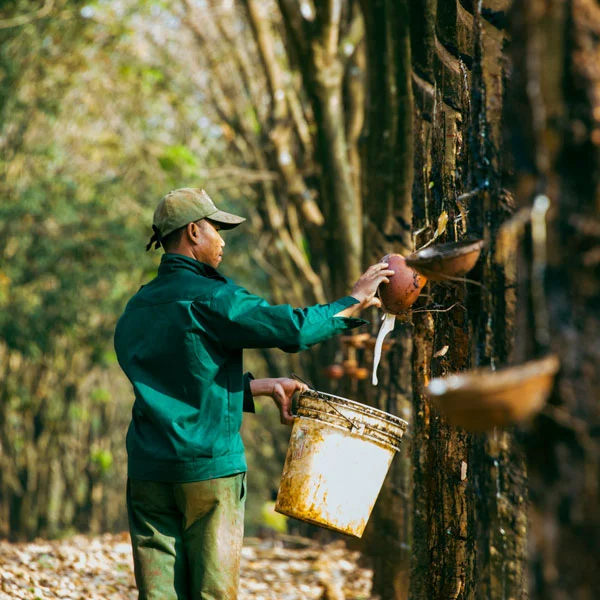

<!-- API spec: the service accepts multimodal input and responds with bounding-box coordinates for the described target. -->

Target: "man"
[114,188,393,600]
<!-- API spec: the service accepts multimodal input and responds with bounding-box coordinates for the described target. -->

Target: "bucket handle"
[291,373,361,433]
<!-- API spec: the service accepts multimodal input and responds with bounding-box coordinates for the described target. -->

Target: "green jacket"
[114,253,366,483]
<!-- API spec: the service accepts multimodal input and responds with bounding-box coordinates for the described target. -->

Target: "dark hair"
[146,220,203,252]
[161,225,186,252]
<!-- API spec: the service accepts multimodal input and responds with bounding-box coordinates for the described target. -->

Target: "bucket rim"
[274,503,364,538]
[299,389,408,429]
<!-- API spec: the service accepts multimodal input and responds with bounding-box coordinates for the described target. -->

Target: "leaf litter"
[0,533,375,599]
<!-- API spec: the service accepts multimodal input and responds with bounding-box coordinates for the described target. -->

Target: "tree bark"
[508,1,600,597]
[359,1,529,597]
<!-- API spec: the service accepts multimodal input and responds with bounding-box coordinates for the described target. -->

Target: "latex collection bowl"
[405,239,484,281]
[425,354,560,431]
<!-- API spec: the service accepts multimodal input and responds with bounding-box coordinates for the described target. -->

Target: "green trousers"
[127,473,246,600]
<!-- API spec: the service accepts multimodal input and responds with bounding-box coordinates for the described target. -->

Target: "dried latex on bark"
[372,254,427,385]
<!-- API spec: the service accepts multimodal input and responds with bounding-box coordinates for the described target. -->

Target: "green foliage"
[69,404,90,422]
[0,0,285,539]
[90,388,111,404]
[245,106,262,134]
[158,145,198,174]
[91,449,113,474]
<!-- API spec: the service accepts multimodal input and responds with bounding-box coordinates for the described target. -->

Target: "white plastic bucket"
[275,390,408,538]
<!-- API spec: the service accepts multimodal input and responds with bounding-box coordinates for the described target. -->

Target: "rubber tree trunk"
[361,1,528,598]
[358,1,414,597]
[507,1,600,597]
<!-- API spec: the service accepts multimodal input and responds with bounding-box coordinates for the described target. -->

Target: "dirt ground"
[0,533,374,599]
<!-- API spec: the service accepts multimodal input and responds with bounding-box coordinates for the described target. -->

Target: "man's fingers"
[285,378,306,393]
[374,270,394,280]
[273,386,295,426]
[365,268,394,283]
[364,262,388,275]
[279,402,294,426]
[362,262,392,276]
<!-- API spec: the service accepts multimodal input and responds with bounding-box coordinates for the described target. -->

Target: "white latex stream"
[372,312,396,385]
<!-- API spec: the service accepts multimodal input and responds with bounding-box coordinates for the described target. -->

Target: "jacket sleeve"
[192,283,367,352]
[243,372,256,413]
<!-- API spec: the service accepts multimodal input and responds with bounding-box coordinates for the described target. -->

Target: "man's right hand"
[335,262,395,317]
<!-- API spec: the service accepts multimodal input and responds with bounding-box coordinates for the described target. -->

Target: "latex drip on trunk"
[372,255,427,385]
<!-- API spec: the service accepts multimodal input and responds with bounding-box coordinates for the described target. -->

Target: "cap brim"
[207,210,246,230]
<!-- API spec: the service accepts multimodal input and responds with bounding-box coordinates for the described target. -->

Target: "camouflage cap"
[147,188,245,250]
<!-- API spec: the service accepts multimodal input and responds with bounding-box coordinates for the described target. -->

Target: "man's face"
[191,219,225,268]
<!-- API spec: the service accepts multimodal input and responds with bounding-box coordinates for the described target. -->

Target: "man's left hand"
[250,377,307,425]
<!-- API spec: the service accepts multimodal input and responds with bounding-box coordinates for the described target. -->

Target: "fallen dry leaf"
[0,533,375,600]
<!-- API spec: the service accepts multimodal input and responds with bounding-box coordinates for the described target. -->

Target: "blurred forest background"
[1,1,599,599]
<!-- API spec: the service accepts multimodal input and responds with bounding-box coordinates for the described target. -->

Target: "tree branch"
[196,167,279,182]
[243,0,287,119]
[212,6,266,123]
[0,0,54,30]
[245,0,324,225]
[277,0,310,61]
[320,0,343,57]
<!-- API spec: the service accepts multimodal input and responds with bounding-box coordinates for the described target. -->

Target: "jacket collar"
[158,253,227,281]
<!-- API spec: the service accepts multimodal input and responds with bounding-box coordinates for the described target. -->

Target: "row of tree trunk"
[360,1,600,599]
[1,0,598,597]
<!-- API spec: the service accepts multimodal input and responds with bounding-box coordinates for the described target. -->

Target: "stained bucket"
[275,390,408,538]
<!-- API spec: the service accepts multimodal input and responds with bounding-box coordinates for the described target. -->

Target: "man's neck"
[164,245,196,260]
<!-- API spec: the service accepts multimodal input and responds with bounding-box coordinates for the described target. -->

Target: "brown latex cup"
[405,239,484,281]
[323,364,344,380]
[426,354,560,431]
[353,367,370,380]
[378,254,427,314]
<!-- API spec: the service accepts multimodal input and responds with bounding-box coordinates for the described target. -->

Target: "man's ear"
[186,221,199,242]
